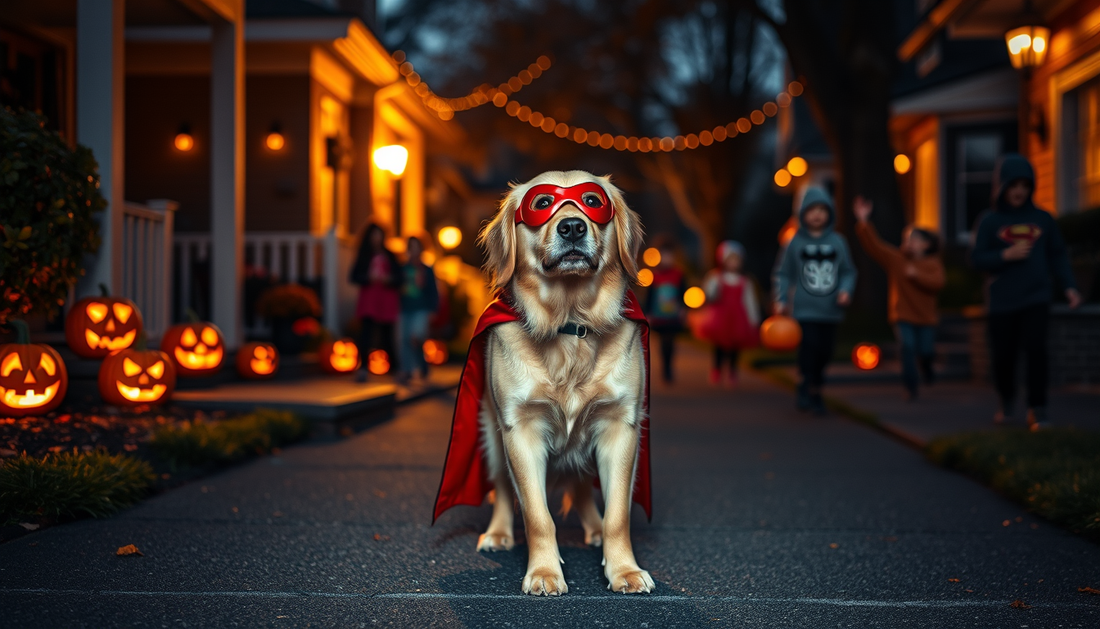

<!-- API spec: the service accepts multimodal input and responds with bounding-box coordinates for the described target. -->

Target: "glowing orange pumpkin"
[236,342,279,379]
[65,284,143,358]
[852,343,881,370]
[368,349,390,375]
[760,315,802,352]
[98,337,176,407]
[161,312,225,377]
[423,340,448,366]
[319,338,361,374]
[0,320,68,417]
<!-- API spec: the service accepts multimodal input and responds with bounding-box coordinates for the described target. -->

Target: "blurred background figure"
[699,241,760,388]
[350,223,400,383]
[643,235,687,384]
[397,235,440,384]
[970,154,1081,430]
[854,196,945,402]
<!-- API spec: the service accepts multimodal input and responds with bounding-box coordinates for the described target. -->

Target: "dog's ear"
[605,178,644,283]
[478,187,520,290]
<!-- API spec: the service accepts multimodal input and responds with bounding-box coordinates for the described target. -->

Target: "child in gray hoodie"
[773,187,858,414]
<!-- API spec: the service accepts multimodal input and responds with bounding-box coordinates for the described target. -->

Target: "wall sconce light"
[174,123,194,152]
[1005,24,1050,69]
[373,144,409,177]
[266,122,285,151]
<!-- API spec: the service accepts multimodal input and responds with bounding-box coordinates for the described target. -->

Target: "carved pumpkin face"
[368,349,390,375]
[422,340,448,366]
[161,322,225,376]
[0,342,68,417]
[98,348,176,407]
[236,342,279,379]
[319,338,360,374]
[852,343,881,371]
[65,295,143,359]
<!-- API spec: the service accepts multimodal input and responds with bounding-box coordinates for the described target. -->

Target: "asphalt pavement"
[1,344,1098,628]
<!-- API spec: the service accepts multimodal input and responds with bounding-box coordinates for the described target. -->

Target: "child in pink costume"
[701,241,760,386]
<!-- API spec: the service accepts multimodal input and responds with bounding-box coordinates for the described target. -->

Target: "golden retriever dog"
[475,170,653,596]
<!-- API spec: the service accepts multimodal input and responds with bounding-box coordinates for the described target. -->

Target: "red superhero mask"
[516,182,615,227]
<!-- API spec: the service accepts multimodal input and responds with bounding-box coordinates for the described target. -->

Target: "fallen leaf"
[948,578,960,583]
[116,544,143,557]
[18,523,39,531]
[272,511,284,518]
[373,489,387,498]
[1079,586,1100,595]
[1009,599,1031,609]
[965,589,974,593]
[1002,520,1011,527]
[828,543,839,549]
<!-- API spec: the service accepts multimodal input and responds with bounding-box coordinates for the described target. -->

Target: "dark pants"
[713,347,739,373]
[988,303,1049,409]
[653,327,679,382]
[896,322,936,395]
[798,321,837,390]
[359,317,395,367]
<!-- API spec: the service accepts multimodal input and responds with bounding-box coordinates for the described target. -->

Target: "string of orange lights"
[392,51,804,151]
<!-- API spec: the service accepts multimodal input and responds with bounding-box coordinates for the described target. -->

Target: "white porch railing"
[121,200,176,340]
[173,229,358,338]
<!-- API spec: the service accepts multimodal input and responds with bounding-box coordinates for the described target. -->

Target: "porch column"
[210,15,245,348]
[75,0,124,297]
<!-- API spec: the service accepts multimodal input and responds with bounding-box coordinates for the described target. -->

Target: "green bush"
[0,107,105,324]
[926,429,1100,536]
[0,451,154,523]
[150,409,308,468]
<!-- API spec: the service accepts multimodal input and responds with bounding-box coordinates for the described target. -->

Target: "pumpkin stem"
[8,319,31,344]
[98,283,111,297]
[185,308,201,323]
[134,330,148,351]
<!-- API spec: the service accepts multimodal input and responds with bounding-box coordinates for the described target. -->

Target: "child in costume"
[853,196,945,401]
[701,240,759,387]
[773,188,857,414]
[970,153,1080,430]
[642,236,686,383]
[349,223,400,382]
[396,235,439,383]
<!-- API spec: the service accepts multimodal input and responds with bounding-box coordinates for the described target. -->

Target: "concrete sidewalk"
[1,343,1098,627]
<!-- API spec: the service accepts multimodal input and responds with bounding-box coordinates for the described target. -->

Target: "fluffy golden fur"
[474,170,653,596]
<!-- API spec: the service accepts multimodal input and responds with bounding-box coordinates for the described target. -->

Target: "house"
[1,0,465,347]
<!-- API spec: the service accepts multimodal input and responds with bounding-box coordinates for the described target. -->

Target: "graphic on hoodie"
[997,223,1042,245]
[800,243,839,296]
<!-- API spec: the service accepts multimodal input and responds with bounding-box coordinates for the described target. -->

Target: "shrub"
[255,283,322,319]
[0,451,154,523]
[0,107,105,324]
[150,409,308,468]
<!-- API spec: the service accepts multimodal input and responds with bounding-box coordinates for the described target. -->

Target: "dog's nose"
[556,217,587,242]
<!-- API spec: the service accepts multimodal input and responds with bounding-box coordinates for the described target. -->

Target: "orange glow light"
[174,133,194,152]
[423,340,448,366]
[266,132,285,151]
[438,226,462,250]
[368,349,390,375]
[852,343,881,370]
[637,268,654,287]
[683,286,706,308]
[774,169,792,187]
[642,247,662,267]
[894,154,912,174]
[786,157,808,177]
[778,216,799,246]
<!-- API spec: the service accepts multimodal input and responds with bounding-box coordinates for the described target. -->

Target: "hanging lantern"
[1005,24,1050,69]
[852,343,881,371]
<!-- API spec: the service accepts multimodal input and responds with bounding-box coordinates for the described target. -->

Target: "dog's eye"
[582,193,604,208]
[532,195,554,210]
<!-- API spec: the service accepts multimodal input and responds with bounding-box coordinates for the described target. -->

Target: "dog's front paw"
[522,566,568,596]
[606,566,654,594]
[477,532,515,552]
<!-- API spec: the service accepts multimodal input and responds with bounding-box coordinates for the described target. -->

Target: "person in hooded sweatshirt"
[970,153,1081,430]
[773,187,858,414]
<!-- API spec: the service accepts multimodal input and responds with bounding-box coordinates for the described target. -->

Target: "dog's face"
[480,171,643,291]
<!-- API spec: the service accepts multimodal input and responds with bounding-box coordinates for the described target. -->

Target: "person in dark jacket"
[970,153,1081,430]
[350,223,401,382]
[396,235,439,383]
[642,235,686,384]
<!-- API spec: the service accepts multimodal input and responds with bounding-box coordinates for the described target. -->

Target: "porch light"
[373,144,409,177]
[786,156,808,177]
[174,124,194,152]
[1005,24,1049,69]
[266,122,285,151]
[438,226,462,250]
[894,154,911,174]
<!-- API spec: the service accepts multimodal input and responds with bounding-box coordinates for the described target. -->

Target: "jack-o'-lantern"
[368,349,390,375]
[760,315,802,352]
[0,320,68,417]
[98,335,176,406]
[422,340,448,366]
[65,284,143,359]
[319,338,360,374]
[237,342,279,379]
[852,342,881,371]
[161,311,225,376]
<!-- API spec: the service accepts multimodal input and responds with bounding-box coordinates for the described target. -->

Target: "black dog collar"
[557,322,588,338]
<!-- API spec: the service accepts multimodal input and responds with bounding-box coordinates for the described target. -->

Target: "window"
[0,28,66,136]
[1061,75,1100,212]
[943,121,1017,244]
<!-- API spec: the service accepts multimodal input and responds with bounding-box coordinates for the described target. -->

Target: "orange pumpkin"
[319,338,360,374]
[237,342,279,379]
[367,349,390,375]
[852,342,881,370]
[760,315,802,352]
[161,311,225,376]
[98,336,176,406]
[0,320,68,417]
[422,339,448,366]
[65,284,143,359]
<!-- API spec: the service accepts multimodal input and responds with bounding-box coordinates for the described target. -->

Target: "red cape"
[433,290,652,523]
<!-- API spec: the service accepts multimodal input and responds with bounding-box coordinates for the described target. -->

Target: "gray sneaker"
[1027,407,1050,432]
